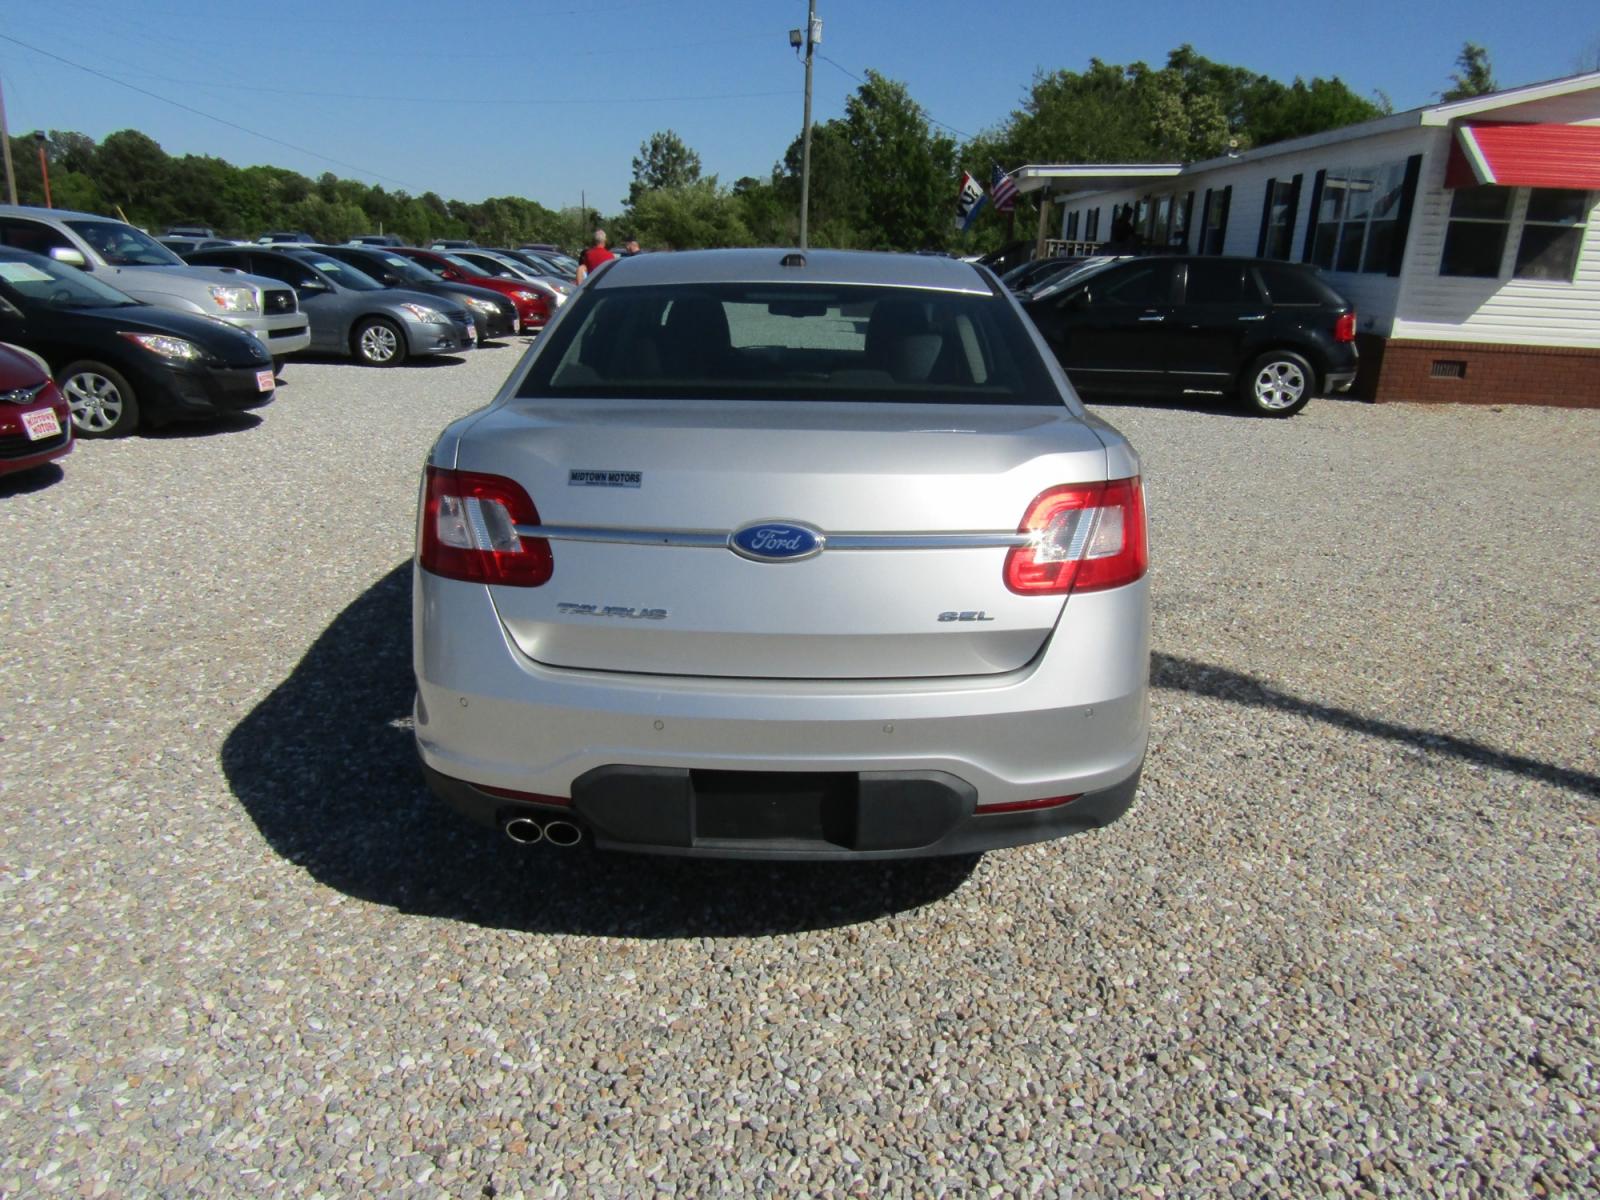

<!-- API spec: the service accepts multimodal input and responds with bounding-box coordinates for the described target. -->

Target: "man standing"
[575,229,616,283]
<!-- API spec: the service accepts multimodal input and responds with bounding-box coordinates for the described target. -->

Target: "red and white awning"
[1445,121,1600,189]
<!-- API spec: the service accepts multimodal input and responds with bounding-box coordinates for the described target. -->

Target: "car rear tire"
[58,361,140,437]
[353,318,407,367]
[1242,350,1315,417]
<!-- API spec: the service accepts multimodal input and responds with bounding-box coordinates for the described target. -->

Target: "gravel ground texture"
[2,339,1597,1200]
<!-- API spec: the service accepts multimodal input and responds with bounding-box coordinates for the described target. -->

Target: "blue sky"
[0,0,1594,213]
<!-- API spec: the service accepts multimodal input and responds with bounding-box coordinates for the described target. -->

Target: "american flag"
[990,164,1019,213]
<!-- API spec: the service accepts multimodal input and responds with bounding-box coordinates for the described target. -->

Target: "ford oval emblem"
[729,521,824,563]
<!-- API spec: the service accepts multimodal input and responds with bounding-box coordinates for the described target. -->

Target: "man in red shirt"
[575,229,616,283]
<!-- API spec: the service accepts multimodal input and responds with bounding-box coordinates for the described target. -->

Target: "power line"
[0,31,418,188]
[99,67,794,108]
[816,52,973,140]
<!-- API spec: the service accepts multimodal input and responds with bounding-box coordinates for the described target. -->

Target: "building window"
[1261,179,1297,259]
[1086,207,1100,241]
[1200,186,1229,255]
[1514,189,1590,282]
[1439,186,1513,277]
[1313,161,1409,274]
[1065,210,1080,240]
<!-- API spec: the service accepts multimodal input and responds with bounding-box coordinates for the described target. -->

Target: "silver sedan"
[414,248,1150,859]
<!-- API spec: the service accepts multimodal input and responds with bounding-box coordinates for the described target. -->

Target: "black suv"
[1020,256,1358,417]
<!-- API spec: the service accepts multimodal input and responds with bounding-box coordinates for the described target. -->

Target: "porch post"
[1034,189,1052,258]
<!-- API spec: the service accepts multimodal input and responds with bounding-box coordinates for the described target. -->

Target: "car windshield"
[519,282,1059,406]
[293,254,382,290]
[0,254,142,307]
[446,254,492,275]
[64,220,185,267]
[376,254,434,283]
[460,254,515,278]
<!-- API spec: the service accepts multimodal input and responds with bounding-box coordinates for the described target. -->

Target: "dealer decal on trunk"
[569,469,642,488]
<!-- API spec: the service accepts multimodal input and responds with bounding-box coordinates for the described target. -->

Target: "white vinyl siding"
[1042,86,1600,348]
[1393,130,1600,348]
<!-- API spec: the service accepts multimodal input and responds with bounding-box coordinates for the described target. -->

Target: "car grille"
[267,323,309,340]
[0,426,68,458]
[263,289,296,314]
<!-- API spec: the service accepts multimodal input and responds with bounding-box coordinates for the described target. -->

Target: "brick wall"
[1353,336,1600,407]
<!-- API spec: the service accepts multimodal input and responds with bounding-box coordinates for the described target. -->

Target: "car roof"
[593,248,994,295]
[0,205,127,224]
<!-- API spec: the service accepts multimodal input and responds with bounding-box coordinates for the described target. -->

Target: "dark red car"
[390,248,556,332]
[0,343,71,478]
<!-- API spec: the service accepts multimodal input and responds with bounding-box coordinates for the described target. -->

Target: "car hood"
[63,303,272,365]
[107,262,284,296]
[374,287,469,317]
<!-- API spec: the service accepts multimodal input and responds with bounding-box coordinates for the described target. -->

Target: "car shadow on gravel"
[143,413,264,439]
[1152,654,1599,798]
[0,462,65,496]
[221,564,978,937]
[289,354,469,369]
[1085,392,1367,418]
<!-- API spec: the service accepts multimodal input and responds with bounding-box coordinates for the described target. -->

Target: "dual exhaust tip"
[503,816,584,848]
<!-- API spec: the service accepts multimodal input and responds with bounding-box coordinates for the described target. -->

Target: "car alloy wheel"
[61,364,138,436]
[1252,360,1307,410]
[358,321,401,365]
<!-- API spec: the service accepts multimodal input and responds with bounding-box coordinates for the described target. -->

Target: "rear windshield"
[1254,262,1346,306]
[517,282,1060,405]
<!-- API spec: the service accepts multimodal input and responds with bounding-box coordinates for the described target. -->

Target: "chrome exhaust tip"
[503,817,544,845]
[542,819,584,848]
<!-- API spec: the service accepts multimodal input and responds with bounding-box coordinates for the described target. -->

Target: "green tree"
[1446,42,1491,100]
[830,71,955,250]
[627,178,750,249]
[628,130,702,206]
[1443,43,1496,100]
[93,129,170,219]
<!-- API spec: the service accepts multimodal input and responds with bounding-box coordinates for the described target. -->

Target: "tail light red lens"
[419,466,552,586]
[1004,476,1148,595]
[1334,312,1356,343]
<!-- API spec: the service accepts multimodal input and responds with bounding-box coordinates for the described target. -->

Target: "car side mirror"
[49,247,88,269]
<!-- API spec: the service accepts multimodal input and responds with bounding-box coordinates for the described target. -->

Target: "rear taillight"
[1003,476,1147,595]
[1334,312,1356,343]
[419,466,552,586]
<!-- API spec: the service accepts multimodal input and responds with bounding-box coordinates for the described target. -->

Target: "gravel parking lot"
[2,340,1597,1198]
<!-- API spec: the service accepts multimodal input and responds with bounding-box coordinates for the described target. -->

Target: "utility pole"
[791,2,820,249]
[0,76,16,205]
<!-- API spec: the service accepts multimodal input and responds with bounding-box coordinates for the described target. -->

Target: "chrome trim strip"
[515,525,1031,550]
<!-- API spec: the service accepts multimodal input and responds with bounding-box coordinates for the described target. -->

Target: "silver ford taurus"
[413,248,1149,859]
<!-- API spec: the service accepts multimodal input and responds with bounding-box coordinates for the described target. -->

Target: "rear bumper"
[413,569,1150,859]
[1324,369,1358,394]
[423,760,1141,860]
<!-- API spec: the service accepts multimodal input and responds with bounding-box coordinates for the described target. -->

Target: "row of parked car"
[0,203,582,445]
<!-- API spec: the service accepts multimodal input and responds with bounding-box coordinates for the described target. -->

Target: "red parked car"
[0,343,71,478]
[390,248,557,333]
